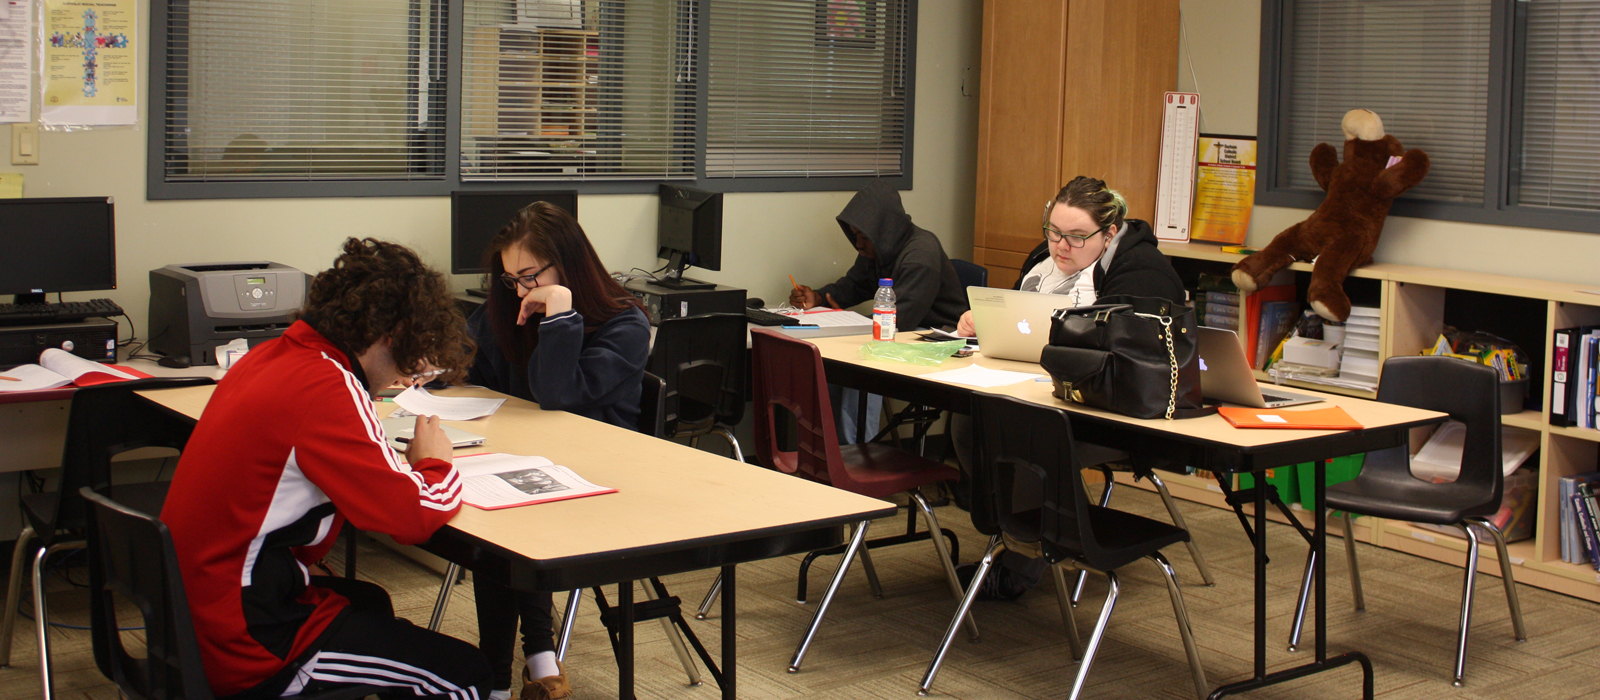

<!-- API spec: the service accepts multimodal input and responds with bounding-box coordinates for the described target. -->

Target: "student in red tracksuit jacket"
[162,238,491,700]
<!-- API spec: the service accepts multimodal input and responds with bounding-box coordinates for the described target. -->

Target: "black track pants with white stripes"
[235,577,493,700]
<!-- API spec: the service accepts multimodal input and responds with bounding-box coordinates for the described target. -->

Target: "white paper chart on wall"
[1155,92,1199,242]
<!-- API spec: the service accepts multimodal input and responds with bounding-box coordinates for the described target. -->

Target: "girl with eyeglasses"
[467,201,650,700]
[954,175,1186,336]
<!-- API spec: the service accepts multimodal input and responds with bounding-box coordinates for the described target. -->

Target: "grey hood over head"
[816,180,968,330]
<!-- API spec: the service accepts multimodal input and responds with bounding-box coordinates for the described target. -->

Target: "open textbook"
[455,453,616,510]
[0,349,149,392]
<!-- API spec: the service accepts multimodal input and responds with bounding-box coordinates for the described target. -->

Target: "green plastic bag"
[858,339,966,366]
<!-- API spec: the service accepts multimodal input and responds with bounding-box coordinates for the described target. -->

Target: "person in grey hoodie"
[790,180,968,331]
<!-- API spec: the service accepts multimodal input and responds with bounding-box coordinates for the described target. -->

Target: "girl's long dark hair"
[484,202,645,364]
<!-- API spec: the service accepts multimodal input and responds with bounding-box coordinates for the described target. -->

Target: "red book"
[1245,281,1297,368]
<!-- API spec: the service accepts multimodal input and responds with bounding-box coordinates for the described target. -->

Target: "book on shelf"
[1197,272,1239,293]
[1559,471,1600,563]
[1412,467,1537,543]
[1581,483,1600,571]
[1202,290,1240,306]
[1244,270,1296,368]
[1254,301,1298,370]
[1203,312,1240,330]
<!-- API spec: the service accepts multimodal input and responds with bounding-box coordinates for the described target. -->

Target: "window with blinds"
[459,0,694,181]
[706,0,910,178]
[1279,0,1491,204]
[1512,0,1600,212]
[160,0,446,183]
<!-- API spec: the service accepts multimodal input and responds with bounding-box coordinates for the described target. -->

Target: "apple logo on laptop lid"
[1017,319,1031,335]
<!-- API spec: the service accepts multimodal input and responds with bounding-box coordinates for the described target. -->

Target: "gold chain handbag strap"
[1137,312,1179,420]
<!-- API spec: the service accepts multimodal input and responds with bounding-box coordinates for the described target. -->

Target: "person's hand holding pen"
[788,275,841,310]
[399,415,454,465]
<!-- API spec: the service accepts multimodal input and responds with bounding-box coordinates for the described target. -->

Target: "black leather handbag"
[1038,295,1215,420]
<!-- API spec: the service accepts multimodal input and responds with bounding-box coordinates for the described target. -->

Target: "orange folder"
[1217,405,1363,430]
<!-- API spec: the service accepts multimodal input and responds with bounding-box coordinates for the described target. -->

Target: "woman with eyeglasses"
[466,201,649,700]
[954,175,1185,336]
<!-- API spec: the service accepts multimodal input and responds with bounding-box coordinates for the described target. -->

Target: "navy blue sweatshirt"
[467,305,650,431]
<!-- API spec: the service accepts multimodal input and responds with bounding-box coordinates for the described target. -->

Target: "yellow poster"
[1190,135,1256,245]
[40,0,136,126]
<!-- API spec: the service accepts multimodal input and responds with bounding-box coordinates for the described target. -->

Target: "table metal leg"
[618,581,634,700]
[721,564,737,700]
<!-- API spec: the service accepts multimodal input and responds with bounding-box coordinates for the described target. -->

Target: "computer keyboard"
[746,307,797,326]
[0,298,125,326]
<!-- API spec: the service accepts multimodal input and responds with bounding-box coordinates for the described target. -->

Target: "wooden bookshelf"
[1158,241,1600,603]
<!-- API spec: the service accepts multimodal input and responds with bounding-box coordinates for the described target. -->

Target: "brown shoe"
[519,662,571,700]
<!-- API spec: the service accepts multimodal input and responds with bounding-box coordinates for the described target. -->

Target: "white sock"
[489,690,511,700]
[526,651,560,680]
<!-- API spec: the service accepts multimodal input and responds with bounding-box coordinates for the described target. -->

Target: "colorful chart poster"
[39,0,134,126]
[1190,134,1257,245]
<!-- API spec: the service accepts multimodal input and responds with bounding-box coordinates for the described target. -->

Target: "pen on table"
[0,375,19,381]
[789,274,802,295]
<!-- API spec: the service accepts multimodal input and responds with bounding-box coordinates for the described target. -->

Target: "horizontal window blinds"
[460,0,694,181]
[1513,0,1600,211]
[162,0,446,183]
[1282,0,1490,203]
[706,0,908,178]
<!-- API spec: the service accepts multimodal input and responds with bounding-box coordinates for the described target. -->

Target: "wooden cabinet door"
[973,0,1179,290]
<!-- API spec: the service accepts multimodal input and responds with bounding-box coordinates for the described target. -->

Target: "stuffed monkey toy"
[1231,109,1429,322]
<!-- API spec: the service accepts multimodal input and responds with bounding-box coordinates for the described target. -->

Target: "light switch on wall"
[11,123,39,165]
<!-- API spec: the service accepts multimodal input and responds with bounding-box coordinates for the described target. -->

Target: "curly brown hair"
[296,238,475,383]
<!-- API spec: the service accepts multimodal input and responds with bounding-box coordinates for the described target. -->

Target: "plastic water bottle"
[873,278,897,341]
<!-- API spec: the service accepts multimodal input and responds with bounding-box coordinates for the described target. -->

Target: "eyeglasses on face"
[500,261,556,290]
[1043,223,1110,248]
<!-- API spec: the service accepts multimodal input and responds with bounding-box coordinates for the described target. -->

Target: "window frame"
[147,0,916,200]
[1255,0,1600,235]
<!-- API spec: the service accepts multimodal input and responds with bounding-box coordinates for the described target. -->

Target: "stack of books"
[1560,470,1600,568]
[1552,327,1600,429]
[1200,289,1240,330]
[1338,306,1381,389]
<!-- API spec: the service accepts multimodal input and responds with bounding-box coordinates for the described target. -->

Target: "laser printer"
[148,262,307,367]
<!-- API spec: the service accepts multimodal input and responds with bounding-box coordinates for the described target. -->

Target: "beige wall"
[13,1,983,333]
[1176,0,1600,285]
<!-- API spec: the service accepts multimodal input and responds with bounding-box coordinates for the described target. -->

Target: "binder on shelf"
[1552,328,1574,427]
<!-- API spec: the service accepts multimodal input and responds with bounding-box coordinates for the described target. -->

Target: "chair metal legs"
[556,589,581,660]
[918,536,1002,695]
[1049,565,1084,661]
[1069,570,1120,700]
[0,526,36,668]
[1289,511,1361,651]
[1150,552,1209,700]
[788,519,871,672]
[909,491,979,642]
[857,544,885,598]
[427,562,462,632]
[1146,472,1216,587]
[1469,518,1527,642]
[1286,513,1530,687]
[20,539,84,700]
[1071,472,1214,606]
[694,575,721,620]
[639,582,703,686]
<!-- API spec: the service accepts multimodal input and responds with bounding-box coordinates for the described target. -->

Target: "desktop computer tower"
[623,278,745,325]
[0,317,118,369]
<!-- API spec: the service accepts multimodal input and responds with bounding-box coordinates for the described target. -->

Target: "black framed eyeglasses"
[500,262,555,290]
[1043,223,1109,248]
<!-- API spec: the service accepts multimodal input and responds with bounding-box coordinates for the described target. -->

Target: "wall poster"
[39,0,135,127]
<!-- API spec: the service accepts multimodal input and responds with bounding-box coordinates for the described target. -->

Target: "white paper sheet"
[787,308,873,328]
[918,363,1045,388]
[393,386,505,421]
[40,347,137,381]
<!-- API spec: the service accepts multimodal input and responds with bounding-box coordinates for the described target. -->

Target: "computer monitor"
[0,197,117,304]
[656,183,723,290]
[451,190,578,282]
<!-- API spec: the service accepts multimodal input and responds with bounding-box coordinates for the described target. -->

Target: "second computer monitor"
[656,183,722,290]
[451,190,578,276]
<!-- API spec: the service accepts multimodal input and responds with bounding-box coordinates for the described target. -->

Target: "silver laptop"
[1196,326,1324,408]
[381,417,487,451]
[967,287,1078,363]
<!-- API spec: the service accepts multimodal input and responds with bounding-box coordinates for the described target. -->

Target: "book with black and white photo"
[454,453,616,510]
